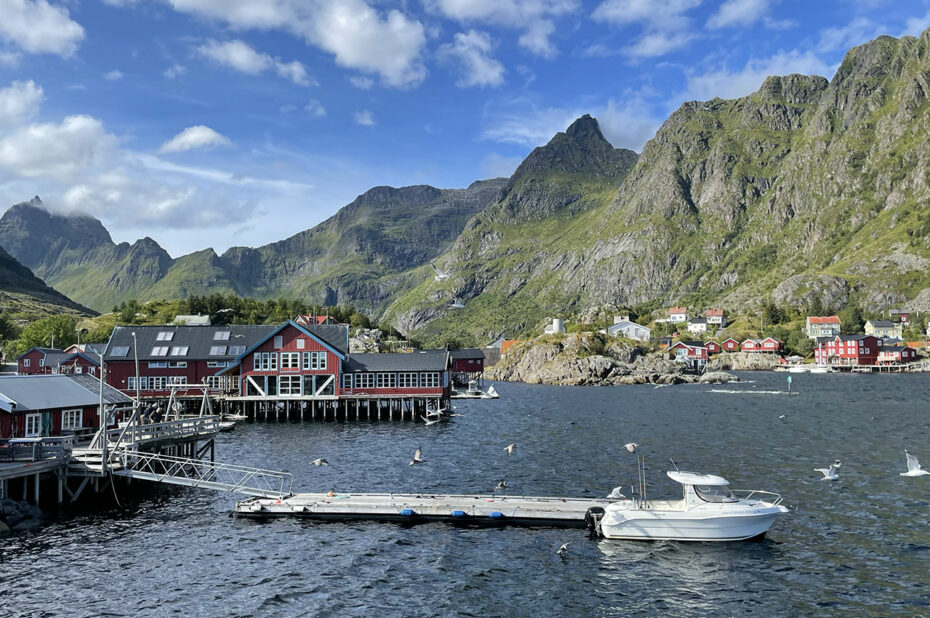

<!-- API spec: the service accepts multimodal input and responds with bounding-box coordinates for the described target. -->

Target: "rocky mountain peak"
[564,113,606,142]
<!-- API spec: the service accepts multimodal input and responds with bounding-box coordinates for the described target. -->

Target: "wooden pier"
[234,492,611,527]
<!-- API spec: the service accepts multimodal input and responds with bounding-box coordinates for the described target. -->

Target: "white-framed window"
[169,361,187,368]
[151,346,169,356]
[377,373,396,388]
[168,376,185,385]
[278,375,301,396]
[75,366,83,374]
[398,373,418,388]
[214,331,231,341]
[421,373,440,388]
[23,358,31,367]
[150,377,167,390]
[39,358,45,366]
[148,361,168,368]
[342,374,353,389]
[209,346,227,356]
[281,352,300,369]
[273,335,283,349]
[255,352,278,371]
[296,338,306,349]
[62,409,82,430]
[171,346,189,356]
[302,351,327,370]
[156,331,174,341]
[355,373,375,389]
[25,413,41,437]
[207,361,229,368]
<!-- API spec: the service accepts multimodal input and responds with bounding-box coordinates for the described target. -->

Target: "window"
[355,373,374,389]
[281,352,300,369]
[377,373,396,388]
[229,345,246,356]
[171,346,189,356]
[210,346,227,356]
[398,373,418,388]
[296,338,306,349]
[342,374,353,389]
[255,352,278,371]
[151,346,169,356]
[168,376,185,385]
[39,358,45,366]
[111,346,130,357]
[148,362,168,368]
[23,359,30,367]
[207,361,229,368]
[128,376,150,390]
[273,335,283,349]
[695,485,737,503]
[169,361,187,368]
[214,331,231,341]
[150,376,167,390]
[421,373,440,388]
[302,351,327,370]
[25,413,41,437]
[278,375,301,396]
[62,409,82,430]
[156,331,174,341]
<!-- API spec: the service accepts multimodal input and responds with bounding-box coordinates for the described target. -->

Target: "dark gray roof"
[869,320,895,328]
[16,347,61,360]
[84,343,106,357]
[344,350,449,372]
[678,340,705,348]
[688,317,707,324]
[301,323,349,355]
[0,374,132,412]
[881,345,913,352]
[450,348,485,360]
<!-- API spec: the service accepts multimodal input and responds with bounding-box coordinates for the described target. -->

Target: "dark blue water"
[2,372,930,616]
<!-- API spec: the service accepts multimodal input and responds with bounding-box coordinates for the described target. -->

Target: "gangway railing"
[99,416,220,451]
[113,450,293,498]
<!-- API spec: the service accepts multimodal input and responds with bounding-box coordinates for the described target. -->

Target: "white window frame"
[151,346,169,356]
[156,331,175,341]
[25,413,41,437]
[214,331,231,341]
[281,352,300,370]
[170,346,189,356]
[62,409,82,430]
[296,338,306,350]
[273,335,283,349]
[421,373,440,388]
[377,373,396,388]
[209,346,227,356]
[255,352,278,371]
[342,374,353,389]
[355,373,375,389]
[278,375,302,396]
[23,358,31,367]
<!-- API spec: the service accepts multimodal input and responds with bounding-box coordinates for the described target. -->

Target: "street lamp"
[131,331,140,403]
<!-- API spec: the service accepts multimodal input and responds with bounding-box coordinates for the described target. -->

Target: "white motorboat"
[809,365,832,374]
[451,381,500,399]
[787,365,808,373]
[593,470,788,542]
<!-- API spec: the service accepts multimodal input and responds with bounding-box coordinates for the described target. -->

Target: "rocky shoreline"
[0,498,45,535]
[485,334,744,386]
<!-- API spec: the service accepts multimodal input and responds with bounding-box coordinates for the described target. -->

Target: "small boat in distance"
[451,381,500,399]
[592,469,788,541]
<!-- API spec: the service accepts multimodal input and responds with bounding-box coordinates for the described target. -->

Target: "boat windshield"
[694,484,738,503]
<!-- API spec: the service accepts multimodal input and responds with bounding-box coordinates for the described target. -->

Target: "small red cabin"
[705,340,721,355]
[721,338,740,352]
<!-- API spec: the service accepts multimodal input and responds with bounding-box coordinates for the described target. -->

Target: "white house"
[544,318,566,335]
[668,306,688,323]
[686,317,708,334]
[607,320,651,342]
[705,308,727,328]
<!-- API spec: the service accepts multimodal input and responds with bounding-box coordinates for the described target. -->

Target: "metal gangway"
[113,450,293,498]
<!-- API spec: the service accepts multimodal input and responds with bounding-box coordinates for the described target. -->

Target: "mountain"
[0,240,94,315]
[0,181,506,312]
[385,29,930,343]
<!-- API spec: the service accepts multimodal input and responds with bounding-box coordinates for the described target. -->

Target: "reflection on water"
[2,372,930,616]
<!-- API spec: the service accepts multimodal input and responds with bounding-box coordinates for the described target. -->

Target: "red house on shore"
[877,345,918,364]
[721,338,740,352]
[741,337,784,353]
[17,347,64,375]
[814,335,881,366]
[705,340,722,355]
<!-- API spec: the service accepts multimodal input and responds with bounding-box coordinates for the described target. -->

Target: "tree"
[839,305,864,334]
[761,301,784,327]
[17,315,78,351]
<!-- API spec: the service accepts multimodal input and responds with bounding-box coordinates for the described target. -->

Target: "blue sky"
[0,0,929,257]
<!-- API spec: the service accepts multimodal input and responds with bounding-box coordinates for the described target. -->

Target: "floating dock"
[233,492,610,527]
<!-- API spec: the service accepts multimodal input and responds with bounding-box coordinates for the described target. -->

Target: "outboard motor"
[585,506,606,537]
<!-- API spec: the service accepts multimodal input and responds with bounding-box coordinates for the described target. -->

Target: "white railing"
[731,489,783,506]
[115,450,292,498]
[105,416,220,449]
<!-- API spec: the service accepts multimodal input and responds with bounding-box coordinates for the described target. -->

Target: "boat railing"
[731,489,783,506]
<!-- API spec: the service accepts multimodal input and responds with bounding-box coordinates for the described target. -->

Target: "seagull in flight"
[623,442,639,453]
[607,486,625,499]
[814,460,841,481]
[430,263,450,281]
[901,450,930,477]
[310,458,329,466]
[504,443,516,455]
[557,542,570,557]
[423,416,440,426]
[495,480,507,490]
[409,447,424,466]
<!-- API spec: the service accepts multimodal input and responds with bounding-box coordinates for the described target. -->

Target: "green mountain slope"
[0,242,94,315]
[385,30,930,344]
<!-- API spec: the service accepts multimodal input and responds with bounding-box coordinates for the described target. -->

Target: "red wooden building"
[16,347,63,375]
[814,335,881,366]
[705,340,721,355]
[741,337,784,353]
[877,345,918,364]
[450,348,485,385]
[668,341,708,371]
[0,374,132,439]
[721,338,740,352]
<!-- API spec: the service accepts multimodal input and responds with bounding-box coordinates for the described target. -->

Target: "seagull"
[623,442,639,453]
[814,460,841,481]
[495,480,507,490]
[901,450,930,477]
[557,542,570,557]
[423,417,440,426]
[311,458,329,466]
[504,443,516,455]
[430,263,450,281]
[778,414,787,422]
[607,486,625,499]
[409,447,424,466]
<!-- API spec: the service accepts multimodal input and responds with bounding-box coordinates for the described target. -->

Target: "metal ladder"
[113,450,293,498]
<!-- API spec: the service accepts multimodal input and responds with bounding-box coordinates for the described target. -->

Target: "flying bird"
[504,443,516,455]
[310,458,329,466]
[901,450,930,477]
[430,263,450,281]
[814,460,841,481]
[409,447,424,466]
[607,486,625,499]
[495,480,507,490]
[557,542,570,557]
[623,442,639,453]
[423,416,440,426]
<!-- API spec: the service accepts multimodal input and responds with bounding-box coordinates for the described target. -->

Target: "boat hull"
[599,505,786,541]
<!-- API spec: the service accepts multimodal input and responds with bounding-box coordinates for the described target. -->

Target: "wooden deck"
[234,492,611,527]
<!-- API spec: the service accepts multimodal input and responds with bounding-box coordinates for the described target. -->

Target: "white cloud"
[0,51,21,66]
[480,152,523,178]
[196,39,313,85]
[0,80,43,129]
[684,49,833,101]
[592,0,702,58]
[304,99,326,116]
[159,125,232,153]
[168,0,427,88]
[424,0,579,57]
[0,0,85,57]
[164,64,187,79]
[902,10,930,37]
[354,110,375,126]
[597,97,662,151]
[706,0,771,30]
[349,75,374,89]
[437,30,506,88]
[818,17,886,52]
[0,115,116,180]
[104,69,124,81]
[481,105,582,146]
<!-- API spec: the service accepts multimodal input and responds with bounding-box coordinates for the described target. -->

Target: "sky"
[0,0,929,258]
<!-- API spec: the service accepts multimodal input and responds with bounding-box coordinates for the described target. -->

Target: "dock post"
[34,473,40,506]
[57,471,63,504]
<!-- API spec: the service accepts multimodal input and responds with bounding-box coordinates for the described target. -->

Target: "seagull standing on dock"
[901,450,930,477]
[409,447,424,466]
[557,542,570,557]
[505,443,516,455]
[814,460,841,481]
[311,458,329,466]
[624,442,639,453]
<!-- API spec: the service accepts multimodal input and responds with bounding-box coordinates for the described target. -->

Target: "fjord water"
[2,373,930,617]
